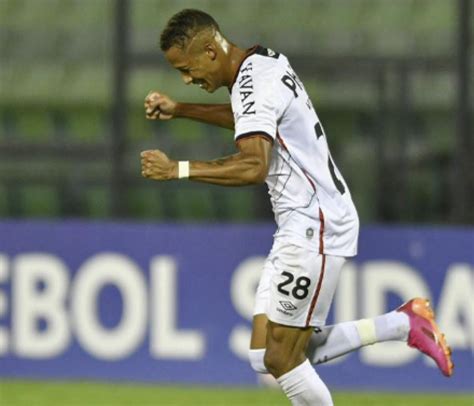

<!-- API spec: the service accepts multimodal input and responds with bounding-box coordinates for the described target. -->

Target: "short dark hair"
[160,9,220,51]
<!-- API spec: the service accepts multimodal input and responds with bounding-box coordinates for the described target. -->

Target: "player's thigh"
[250,314,268,349]
[250,252,278,350]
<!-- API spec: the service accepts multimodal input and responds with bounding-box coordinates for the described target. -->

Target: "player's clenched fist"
[141,149,177,180]
[144,91,177,120]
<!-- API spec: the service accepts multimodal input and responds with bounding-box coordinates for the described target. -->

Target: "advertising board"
[0,221,472,391]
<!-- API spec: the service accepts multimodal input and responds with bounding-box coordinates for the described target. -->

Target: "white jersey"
[230,46,359,257]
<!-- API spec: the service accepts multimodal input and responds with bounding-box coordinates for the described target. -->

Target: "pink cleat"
[397,298,454,377]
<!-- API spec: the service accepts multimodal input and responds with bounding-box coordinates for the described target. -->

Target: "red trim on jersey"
[318,208,325,254]
[305,254,326,327]
[229,45,259,89]
[276,132,288,151]
[303,170,316,192]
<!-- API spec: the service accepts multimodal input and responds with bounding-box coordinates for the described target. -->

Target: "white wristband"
[178,161,190,179]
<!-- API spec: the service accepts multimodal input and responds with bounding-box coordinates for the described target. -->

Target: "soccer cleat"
[397,298,453,377]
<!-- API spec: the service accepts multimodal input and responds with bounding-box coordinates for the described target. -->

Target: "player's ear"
[204,43,217,61]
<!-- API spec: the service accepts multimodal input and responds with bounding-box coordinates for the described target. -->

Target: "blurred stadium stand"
[0,0,472,223]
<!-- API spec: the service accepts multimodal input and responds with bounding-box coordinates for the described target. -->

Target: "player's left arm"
[141,135,272,186]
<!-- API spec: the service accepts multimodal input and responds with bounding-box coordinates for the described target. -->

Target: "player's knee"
[248,349,268,374]
[263,347,289,377]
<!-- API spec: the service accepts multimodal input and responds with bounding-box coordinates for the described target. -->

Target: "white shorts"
[254,240,345,328]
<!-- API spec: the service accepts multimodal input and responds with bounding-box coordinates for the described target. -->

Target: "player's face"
[165,45,222,93]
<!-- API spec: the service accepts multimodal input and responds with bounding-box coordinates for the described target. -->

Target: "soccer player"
[141,9,453,405]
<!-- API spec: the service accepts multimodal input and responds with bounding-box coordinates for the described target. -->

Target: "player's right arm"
[141,135,272,185]
[144,91,234,130]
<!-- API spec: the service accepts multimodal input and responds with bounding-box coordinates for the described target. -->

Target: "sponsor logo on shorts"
[277,308,293,316]
[279,300,297,311]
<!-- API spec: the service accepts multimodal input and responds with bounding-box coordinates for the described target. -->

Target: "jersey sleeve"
[231,59,284,144]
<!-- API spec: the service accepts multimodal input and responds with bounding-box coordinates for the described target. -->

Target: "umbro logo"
[279,301,297,311]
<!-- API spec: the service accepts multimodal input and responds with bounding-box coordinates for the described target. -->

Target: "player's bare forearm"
[145,92,234,130]
[141,136,272,186]
[174,103,234,130]
[189,153,265,186]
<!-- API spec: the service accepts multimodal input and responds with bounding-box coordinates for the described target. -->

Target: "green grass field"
[0,381,472,406]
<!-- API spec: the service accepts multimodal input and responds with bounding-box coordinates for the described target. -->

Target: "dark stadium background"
[0,0,471,223]
[0,1,472,405]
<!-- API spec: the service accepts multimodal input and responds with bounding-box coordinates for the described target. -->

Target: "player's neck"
[225,44,247,89]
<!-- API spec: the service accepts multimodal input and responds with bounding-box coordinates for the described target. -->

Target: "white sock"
[308,321,361,364]
[308,311,410,364]
[374,310,410,342]
[276,359,333,406]
[248,349,268,374]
